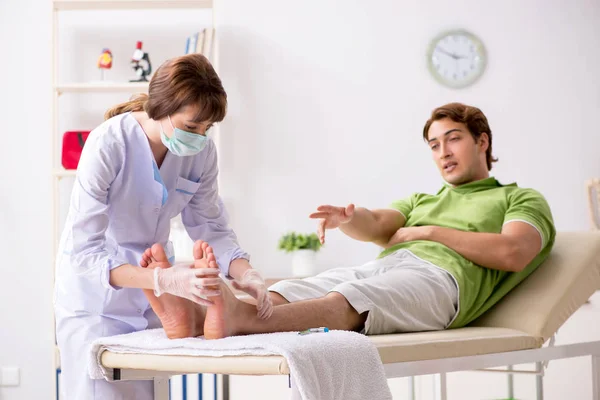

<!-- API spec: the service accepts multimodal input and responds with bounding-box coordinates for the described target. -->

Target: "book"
[196,29,205,54]
[203,27,215,62]
[185,32,199,55]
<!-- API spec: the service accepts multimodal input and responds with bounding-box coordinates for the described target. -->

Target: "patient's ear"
[478,132,490,152]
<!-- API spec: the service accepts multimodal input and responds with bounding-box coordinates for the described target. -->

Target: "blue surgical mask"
[159,115,208,157]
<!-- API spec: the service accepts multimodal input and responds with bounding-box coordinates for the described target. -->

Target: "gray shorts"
[269,249,459,335]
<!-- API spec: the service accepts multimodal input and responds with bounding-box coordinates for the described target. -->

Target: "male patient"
[142,102,556,340]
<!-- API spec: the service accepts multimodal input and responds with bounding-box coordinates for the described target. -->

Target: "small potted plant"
[278,231,322,277]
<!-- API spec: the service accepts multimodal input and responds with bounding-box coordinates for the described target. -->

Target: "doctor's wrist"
[153,267,164,296]
[228,257,252,280]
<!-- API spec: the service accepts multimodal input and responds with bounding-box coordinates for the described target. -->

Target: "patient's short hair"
[423,103,498,170]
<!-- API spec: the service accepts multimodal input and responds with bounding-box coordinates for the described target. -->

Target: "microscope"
[130,41,152,82]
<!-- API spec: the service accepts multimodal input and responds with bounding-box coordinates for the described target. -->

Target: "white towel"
[89,328,392,400]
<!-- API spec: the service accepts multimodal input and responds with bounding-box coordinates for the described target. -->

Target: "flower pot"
[291,249,317,277]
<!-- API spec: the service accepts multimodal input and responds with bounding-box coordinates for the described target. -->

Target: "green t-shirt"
[379,177,555,328]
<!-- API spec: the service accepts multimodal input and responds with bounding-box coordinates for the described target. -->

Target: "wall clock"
[427,29,487,89]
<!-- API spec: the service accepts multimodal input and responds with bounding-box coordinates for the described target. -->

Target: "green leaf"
[277,231,322,253]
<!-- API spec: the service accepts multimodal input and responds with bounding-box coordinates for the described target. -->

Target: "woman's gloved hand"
[153,262,221,307]
[232,269,273,319]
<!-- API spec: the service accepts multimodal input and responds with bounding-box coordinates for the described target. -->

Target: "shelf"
[53,169,77,178]
[53,0,212,11]
[55,82,150,94]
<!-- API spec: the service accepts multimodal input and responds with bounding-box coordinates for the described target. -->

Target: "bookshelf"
[55,82,150,94]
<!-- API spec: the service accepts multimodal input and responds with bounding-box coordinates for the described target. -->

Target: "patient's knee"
[324,291,350,307]
[324,292,367,332]
[268,291,289,306]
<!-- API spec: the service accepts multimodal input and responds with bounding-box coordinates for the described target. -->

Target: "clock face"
[427,30,487,89]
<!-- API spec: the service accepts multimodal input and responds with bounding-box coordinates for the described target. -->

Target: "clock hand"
[436,47,458,59]
[437,47,467,60]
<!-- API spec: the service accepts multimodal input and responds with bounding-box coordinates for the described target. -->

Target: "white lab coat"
[54,112,248,399]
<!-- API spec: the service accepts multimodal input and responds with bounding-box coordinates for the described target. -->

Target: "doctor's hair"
[422,102,498,171]
[104,53,227,123]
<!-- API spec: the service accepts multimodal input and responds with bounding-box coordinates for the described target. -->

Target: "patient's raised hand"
[309,204,355,244]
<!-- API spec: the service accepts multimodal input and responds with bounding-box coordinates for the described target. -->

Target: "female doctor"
[53,53,272,399]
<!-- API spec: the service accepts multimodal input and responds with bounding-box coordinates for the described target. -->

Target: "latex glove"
[232,269,273,319]
[153,262,221,307]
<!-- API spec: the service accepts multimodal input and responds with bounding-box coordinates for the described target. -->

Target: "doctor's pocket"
[169,176,201,216]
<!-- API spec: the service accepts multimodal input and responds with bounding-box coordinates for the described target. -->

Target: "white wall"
[0,0,55,399]
[1,0,599,399]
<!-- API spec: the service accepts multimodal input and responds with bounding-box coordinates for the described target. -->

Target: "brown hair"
[422,102,498,170]
[104,53,227,123]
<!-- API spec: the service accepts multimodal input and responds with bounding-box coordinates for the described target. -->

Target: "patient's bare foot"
[189,240,228,339]
[203,285,227,339]
[141,244,205,339]
[193,240,218,271]
[204,277,257,340]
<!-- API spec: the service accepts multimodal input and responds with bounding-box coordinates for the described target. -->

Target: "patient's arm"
[310,204,405,246]
[340,208,406,246]
[425,221,542,272]
[383,225,428,249]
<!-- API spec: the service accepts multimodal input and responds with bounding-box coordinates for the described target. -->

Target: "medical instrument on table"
[298,327,329,335]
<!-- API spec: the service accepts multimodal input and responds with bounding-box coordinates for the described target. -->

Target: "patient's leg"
[204,280,366,339]
[236,290,289,307]
[142,241,212,339]
[269,291,289,306]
